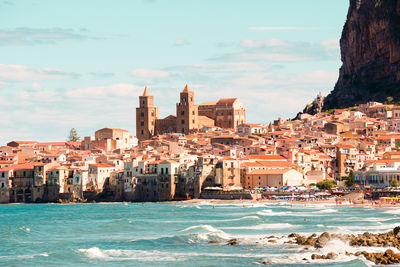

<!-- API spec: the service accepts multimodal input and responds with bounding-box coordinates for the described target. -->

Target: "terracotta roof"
[217,98,237,104]
[257,161,295,168]
[142,86,150,96]
[90,163,114,168]
[199,101,217,106]
[182,84,192,93]
[36,142,67,146]
[249,168,292,175]
[241,155,286,160]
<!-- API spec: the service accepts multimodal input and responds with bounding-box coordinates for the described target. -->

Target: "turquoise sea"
[1,201,400,266]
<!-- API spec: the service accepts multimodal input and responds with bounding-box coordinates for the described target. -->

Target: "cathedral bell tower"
[136,86,159,141]
[176,84,198,134]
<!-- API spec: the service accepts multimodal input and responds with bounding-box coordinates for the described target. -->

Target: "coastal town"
[1,85,400,204]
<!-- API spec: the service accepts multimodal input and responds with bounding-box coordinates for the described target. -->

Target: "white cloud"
[0,64,78,82]
[66,83,142,98]
[174,39,190,46]
[0,27,95,46]
[320,39,340,50]
[241,39,290,48]
[248,26,311,31]
[131,68,170,79]
[31,82,42,91]
[167,62,273,73]
[0,81,7,88]
[17,90,57,102]
[233,52,310,62]
[211,38,340,63]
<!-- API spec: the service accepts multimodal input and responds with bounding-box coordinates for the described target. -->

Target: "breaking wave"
[221,223,296,230]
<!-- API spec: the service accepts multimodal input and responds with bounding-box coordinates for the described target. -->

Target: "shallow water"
[0,202,399,266]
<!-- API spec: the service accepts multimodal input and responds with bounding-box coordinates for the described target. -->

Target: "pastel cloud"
[166,62,275,73]
[66,83,142,98]
[0,64,79,82]
[248,26,314,31]
[131,68,170,79]
[211,38,340,62]
[174,39,190,46]
[0,27,93,46]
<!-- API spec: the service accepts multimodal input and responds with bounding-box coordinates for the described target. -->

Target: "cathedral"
[136,85,246,141]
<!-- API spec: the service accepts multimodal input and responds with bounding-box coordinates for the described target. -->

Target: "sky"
[0,0,349,144]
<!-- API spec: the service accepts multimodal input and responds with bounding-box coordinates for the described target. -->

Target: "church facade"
[136,85,246,141]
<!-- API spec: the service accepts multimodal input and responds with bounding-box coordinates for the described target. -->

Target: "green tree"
[390,179,400,187]
[316,180,337,190]
[386,96,394,104]
[67,128,80,142]
[344,170,355,187]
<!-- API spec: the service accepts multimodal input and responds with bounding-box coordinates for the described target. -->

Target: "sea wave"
[78,247,273,261]
[331,223,400,234]
[17,252,49,259]
[221,223,296,230]
[78,247,185,261]
[181,224,231,241]
[383,209,400,215]
[256,208,337,217]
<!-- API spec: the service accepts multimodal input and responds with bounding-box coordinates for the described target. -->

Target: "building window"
[192,120,195,124]
[141,121,144,126]
[181,111,184,115]
[192,111,195,115]
[141,112,144,117]
[141,130,144,135]
[181,120,185,124]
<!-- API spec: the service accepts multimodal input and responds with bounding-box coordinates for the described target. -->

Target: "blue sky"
[0,0,349,143]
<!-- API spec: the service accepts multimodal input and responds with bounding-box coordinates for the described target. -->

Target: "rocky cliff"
[324,0,400,109]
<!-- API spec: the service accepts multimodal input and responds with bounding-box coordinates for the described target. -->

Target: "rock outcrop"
[324,0,400,109]
[302,95,325,115]
[286,226,400,265]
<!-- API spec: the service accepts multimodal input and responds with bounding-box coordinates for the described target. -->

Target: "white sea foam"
[181,224,220,232]
[383,208,400,215]
[78,247,185,261]
[221,223,296,230]
[334,223,400,233]
[258,238,398,266]
[181,224,231,240]
[17,252,48,259]
[363,217,392,222]
[194,215,260,223]
[79,247,274,261]
[256,208,337,217]
[19,226,30,232]
[318,208,338,213]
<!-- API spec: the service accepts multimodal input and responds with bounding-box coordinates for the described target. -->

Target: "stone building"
[198,98,246,130]
[135,85,246,141]
[82,128,135,152]
[176,85,199,134]
[136,86,159,141]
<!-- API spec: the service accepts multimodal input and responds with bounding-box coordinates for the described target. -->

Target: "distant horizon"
[0,0,349,144]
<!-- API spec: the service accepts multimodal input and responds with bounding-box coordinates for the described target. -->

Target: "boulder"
[315,232,330,248]
[226,239,239,245]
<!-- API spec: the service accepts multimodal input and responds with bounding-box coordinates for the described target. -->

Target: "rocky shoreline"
[286,227,400,265]
[210,226,400,265]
